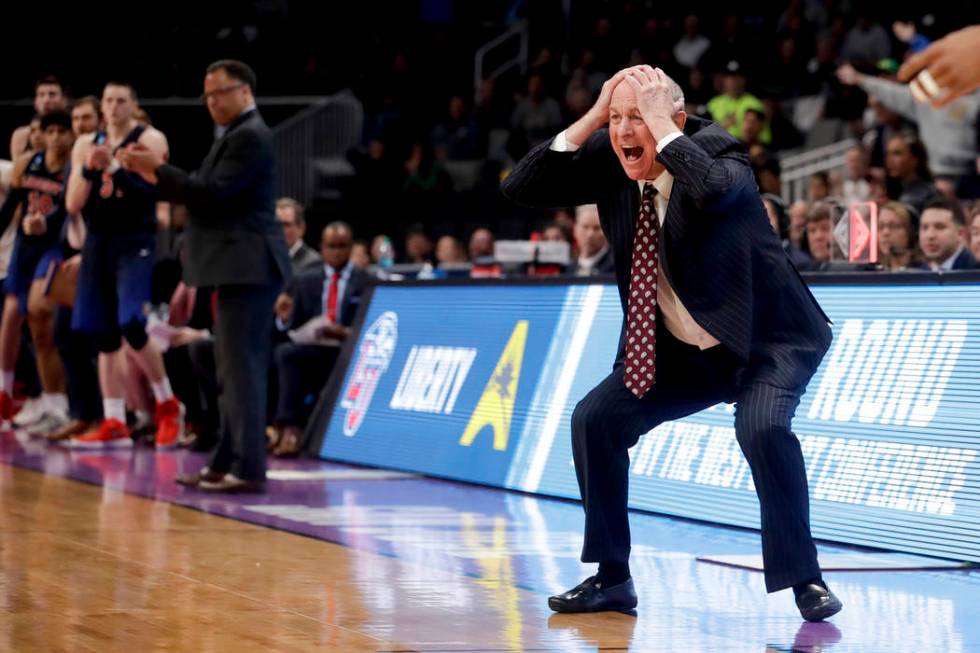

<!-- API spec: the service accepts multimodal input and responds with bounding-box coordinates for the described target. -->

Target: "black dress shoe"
[795,582,843,622]
[198,473,266,494]
[175,467,224,487]
[548,576,638,613]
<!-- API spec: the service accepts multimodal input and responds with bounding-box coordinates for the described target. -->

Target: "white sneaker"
[27,410,70,438]
[13,397,46,427]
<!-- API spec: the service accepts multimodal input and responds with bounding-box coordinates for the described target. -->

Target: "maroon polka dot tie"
[624,183,659,399]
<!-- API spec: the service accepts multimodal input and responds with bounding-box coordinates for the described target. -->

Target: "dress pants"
[208,284,279,482]
[273,342,340,428]
[571,324,821,592]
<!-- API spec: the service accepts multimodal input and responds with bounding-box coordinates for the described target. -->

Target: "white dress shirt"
[552,129,720,349]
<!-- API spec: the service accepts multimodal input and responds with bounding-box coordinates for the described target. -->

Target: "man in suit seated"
[277,197,321,273]
[919,197,979,270]
[502,65,840,622]
[270,221,368,457]
[572,204,615,276]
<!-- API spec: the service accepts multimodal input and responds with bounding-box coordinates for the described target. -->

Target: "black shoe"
[175,467,225,487]
[795,582,842,622]
[548,576,637,613]
[198,473,266,494]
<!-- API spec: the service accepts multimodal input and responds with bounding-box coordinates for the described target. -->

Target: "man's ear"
[673,110,687,132]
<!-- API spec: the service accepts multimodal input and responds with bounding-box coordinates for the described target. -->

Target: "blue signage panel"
[321,281,980,562]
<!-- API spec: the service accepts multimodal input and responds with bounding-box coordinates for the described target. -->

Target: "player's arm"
[0,153,32,233]
[9,125,29,160]
[65,134,97,216]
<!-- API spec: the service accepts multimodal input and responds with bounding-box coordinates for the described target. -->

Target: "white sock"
[150,378,173,403]
[1,370,14,395]
[42,393,69,415]
[103,398,126,423]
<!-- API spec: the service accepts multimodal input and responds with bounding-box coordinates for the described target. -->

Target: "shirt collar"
[288,240,304,257]
[325,260,353,278]
[578,244,609,268]
[638,171,673,201]
[939,245,965,271]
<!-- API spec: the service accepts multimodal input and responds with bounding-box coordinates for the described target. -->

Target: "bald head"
[321,221,353,269]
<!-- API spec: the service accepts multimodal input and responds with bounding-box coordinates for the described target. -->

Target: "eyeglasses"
[200,83,245,103]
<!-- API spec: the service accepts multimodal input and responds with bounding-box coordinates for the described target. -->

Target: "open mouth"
[622,146,644,162]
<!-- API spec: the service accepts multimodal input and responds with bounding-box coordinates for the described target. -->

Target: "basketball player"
[0,110,74,427]
[64,82,183,448]
[10,77,67,158]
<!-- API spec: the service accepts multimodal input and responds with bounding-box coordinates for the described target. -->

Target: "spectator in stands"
[401,140,454,227]
[541,222,572,244]
[751,149,782,195]
[740,108,767,149]
[862,96,911,175]
[805,201,834,269]
[673,15,711,69]
[841,147,871,202]
[431,95,481,161]
[708,61,770,144]
[884,133,940,214]
[370,234,391,265]
[763,194,811,270]
[840,14,892,67]
[403,224,434,264]
[571,204,614,277]
[808,172,830,203]
[892,20,931,55]
[435,235,467,266]
[919,198,978,270]
[970,203,980,261]
[788,200,809,253]
[350,240,371,269]
[468,227,494,261]
[837,62,980,181]
[510,73,564,156]
[270,222,369,457]
[877,201,921,271]
[276,197,320,273]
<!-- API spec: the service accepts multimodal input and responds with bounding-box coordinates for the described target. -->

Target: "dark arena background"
[2,1,980,651]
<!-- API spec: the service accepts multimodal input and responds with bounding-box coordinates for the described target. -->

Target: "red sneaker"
[0,391,14,423]
[154,397,185,449]
[69,419,133,448]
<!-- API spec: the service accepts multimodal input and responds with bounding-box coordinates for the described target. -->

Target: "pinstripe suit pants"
[571,325,821,592]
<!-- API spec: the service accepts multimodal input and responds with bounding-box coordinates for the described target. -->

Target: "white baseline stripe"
[523,284,604,492]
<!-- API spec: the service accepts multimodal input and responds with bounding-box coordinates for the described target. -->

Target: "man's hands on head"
[622,66,684,141]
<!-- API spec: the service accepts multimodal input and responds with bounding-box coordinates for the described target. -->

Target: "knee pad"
[95,330,123,354]
[121,320,149,351]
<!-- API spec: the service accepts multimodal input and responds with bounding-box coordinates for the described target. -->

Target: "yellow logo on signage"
[459,320,528,451]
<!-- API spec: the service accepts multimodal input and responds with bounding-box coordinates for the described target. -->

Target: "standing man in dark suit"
[121,60,290,493]
[270,221,368,457]
[501,66,841,622]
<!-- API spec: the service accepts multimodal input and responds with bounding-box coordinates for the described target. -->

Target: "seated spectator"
[877,201,921,271]
[431,95,481,161]
[673,15,711,69]
[541,222,572,244]
[763,194,811,270]
[805,201,834,270]
[840,14,891,67]
[468,227,494,261]
[708,61,771,144]
[510,73,564,156]
[403,224,434,264]
[571,204,614,276]
[350,240,371,269]
[270,222,370,457]
[808,172,830,203]
[276,197,320,273]
[884,133,940,214]
[970,203,980,262]
[740,108,767,148]
[788,199,809,253]
[841,147,871,203]
[435,235,467,266]
[919,198,978,271]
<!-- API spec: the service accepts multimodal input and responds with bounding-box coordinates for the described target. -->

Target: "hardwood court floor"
[2,432,980,652]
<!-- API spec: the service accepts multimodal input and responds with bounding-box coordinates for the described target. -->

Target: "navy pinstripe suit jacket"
[501,116,832,390]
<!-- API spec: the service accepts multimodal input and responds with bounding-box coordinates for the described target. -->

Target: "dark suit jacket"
[501,116,832,390]
[574,247,616,276]
[284,265,369,329]
[950,247,979,270]
[156,110,291,288]
[291,242,322,273]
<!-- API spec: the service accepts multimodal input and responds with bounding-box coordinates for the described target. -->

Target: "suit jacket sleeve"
[500,130,621,208]
[656,134,753,211]
[155,127,267,216]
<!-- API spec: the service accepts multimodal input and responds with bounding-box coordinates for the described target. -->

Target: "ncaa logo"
[340,311,398,436]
